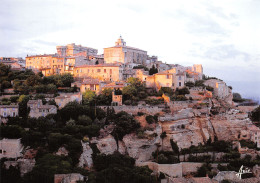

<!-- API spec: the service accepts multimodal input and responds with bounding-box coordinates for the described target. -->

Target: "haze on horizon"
[0,0,259,100]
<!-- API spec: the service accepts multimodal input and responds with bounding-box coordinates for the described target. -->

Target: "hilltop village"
[0,37,260,183]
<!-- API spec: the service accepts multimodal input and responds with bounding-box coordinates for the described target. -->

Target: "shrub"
[185,82,195,87]
[250,106,260,122]
[124,100,132,105]
[176,95,188,101]
[146,115,155,124]
[206,85,214,92]
[112,111,140,140]
[137,112,145,116]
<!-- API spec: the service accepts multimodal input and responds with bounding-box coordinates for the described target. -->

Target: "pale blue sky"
[0,0,259,100]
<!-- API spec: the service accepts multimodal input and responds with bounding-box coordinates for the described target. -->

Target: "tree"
[23,154,72,183]
[59,101,86,121]
[160,132,167,150]
[0,125,24,138]
[18,95,30,118]
[77,115,92,126]
[93,152,156,183]
[233,93,242,101]
[195,163,212,177]
[170,139,180,161]
[60,73,74,87]
[25,74,42,86]
[250,106,260,122]
[122,77,146,101]
[112,111,140,141]
[83,90,96,104]
[149,65,158,75]
[96,88,113,105]
[1,164,22,183]
[185,81,195,87]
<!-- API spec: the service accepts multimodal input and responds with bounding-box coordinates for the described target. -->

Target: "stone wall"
[159,108,194,121]
[99,105,164,115]
[136,162,203,177]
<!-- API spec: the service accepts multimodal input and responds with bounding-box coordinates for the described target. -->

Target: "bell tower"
[115,35,126,46]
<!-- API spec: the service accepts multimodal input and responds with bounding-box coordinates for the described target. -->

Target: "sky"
[0,0,260,100]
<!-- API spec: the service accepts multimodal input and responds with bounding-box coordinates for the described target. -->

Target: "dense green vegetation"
[250,106,260,122]
[112,111,140,141]
[1,99,149,183]
[232,92,245,103]
[149,65,158,75]
[92,152,156,183]
[122,77,147,104]
[0,63,75,95]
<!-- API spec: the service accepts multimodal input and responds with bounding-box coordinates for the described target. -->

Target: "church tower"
[115,35,126,46]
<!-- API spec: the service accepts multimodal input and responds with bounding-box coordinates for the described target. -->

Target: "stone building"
[55,93,82,109]
[145,68,185,91]
[104,36,147,64]
[74,63,123,82]
[112,91,123,106]
[192,64,203,78]
[146,71,174,90]
[79,79,101,94]
[27,100,57,118]
[101,82,125,91]
[0,138,23,159]
[56,43,98,57]
[26,54,65,76]
[0,105,19,118]
[247,125,260,148]
[204,79,231,100]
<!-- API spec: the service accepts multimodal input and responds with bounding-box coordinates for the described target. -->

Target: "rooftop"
[75,63,122,68]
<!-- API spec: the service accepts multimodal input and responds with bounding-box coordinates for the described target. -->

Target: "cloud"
[204,45,251,61]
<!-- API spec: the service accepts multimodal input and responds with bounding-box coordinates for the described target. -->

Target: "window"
[104,69,106,73]
[97,69,101,72]
[166,75,170,79]
[178,76,182,80]
[179,82,181,87]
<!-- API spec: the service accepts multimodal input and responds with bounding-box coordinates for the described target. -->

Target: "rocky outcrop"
[94,134,125,155]
[54,173,86,183]
[78,142,93,168]
[161,116,215,150]
[4,159,35,176]
[56,147,68,156]
[122,125,162,162]
[213,171,240,182]
[91,125,162,162]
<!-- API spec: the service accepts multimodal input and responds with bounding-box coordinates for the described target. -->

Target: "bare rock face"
[213,171,240,182]
[123,125,162,162]
[210,113,251,141]
[56,147,69,156]
[78,142,93,168]
[18,159,36,176]
[4,159,35,176]
[123,134,161,162]
[95,134,125,155]
[91,125,161,162]
[161,117,215,150]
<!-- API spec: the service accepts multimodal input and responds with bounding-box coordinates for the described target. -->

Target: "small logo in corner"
[236,165,252,179]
